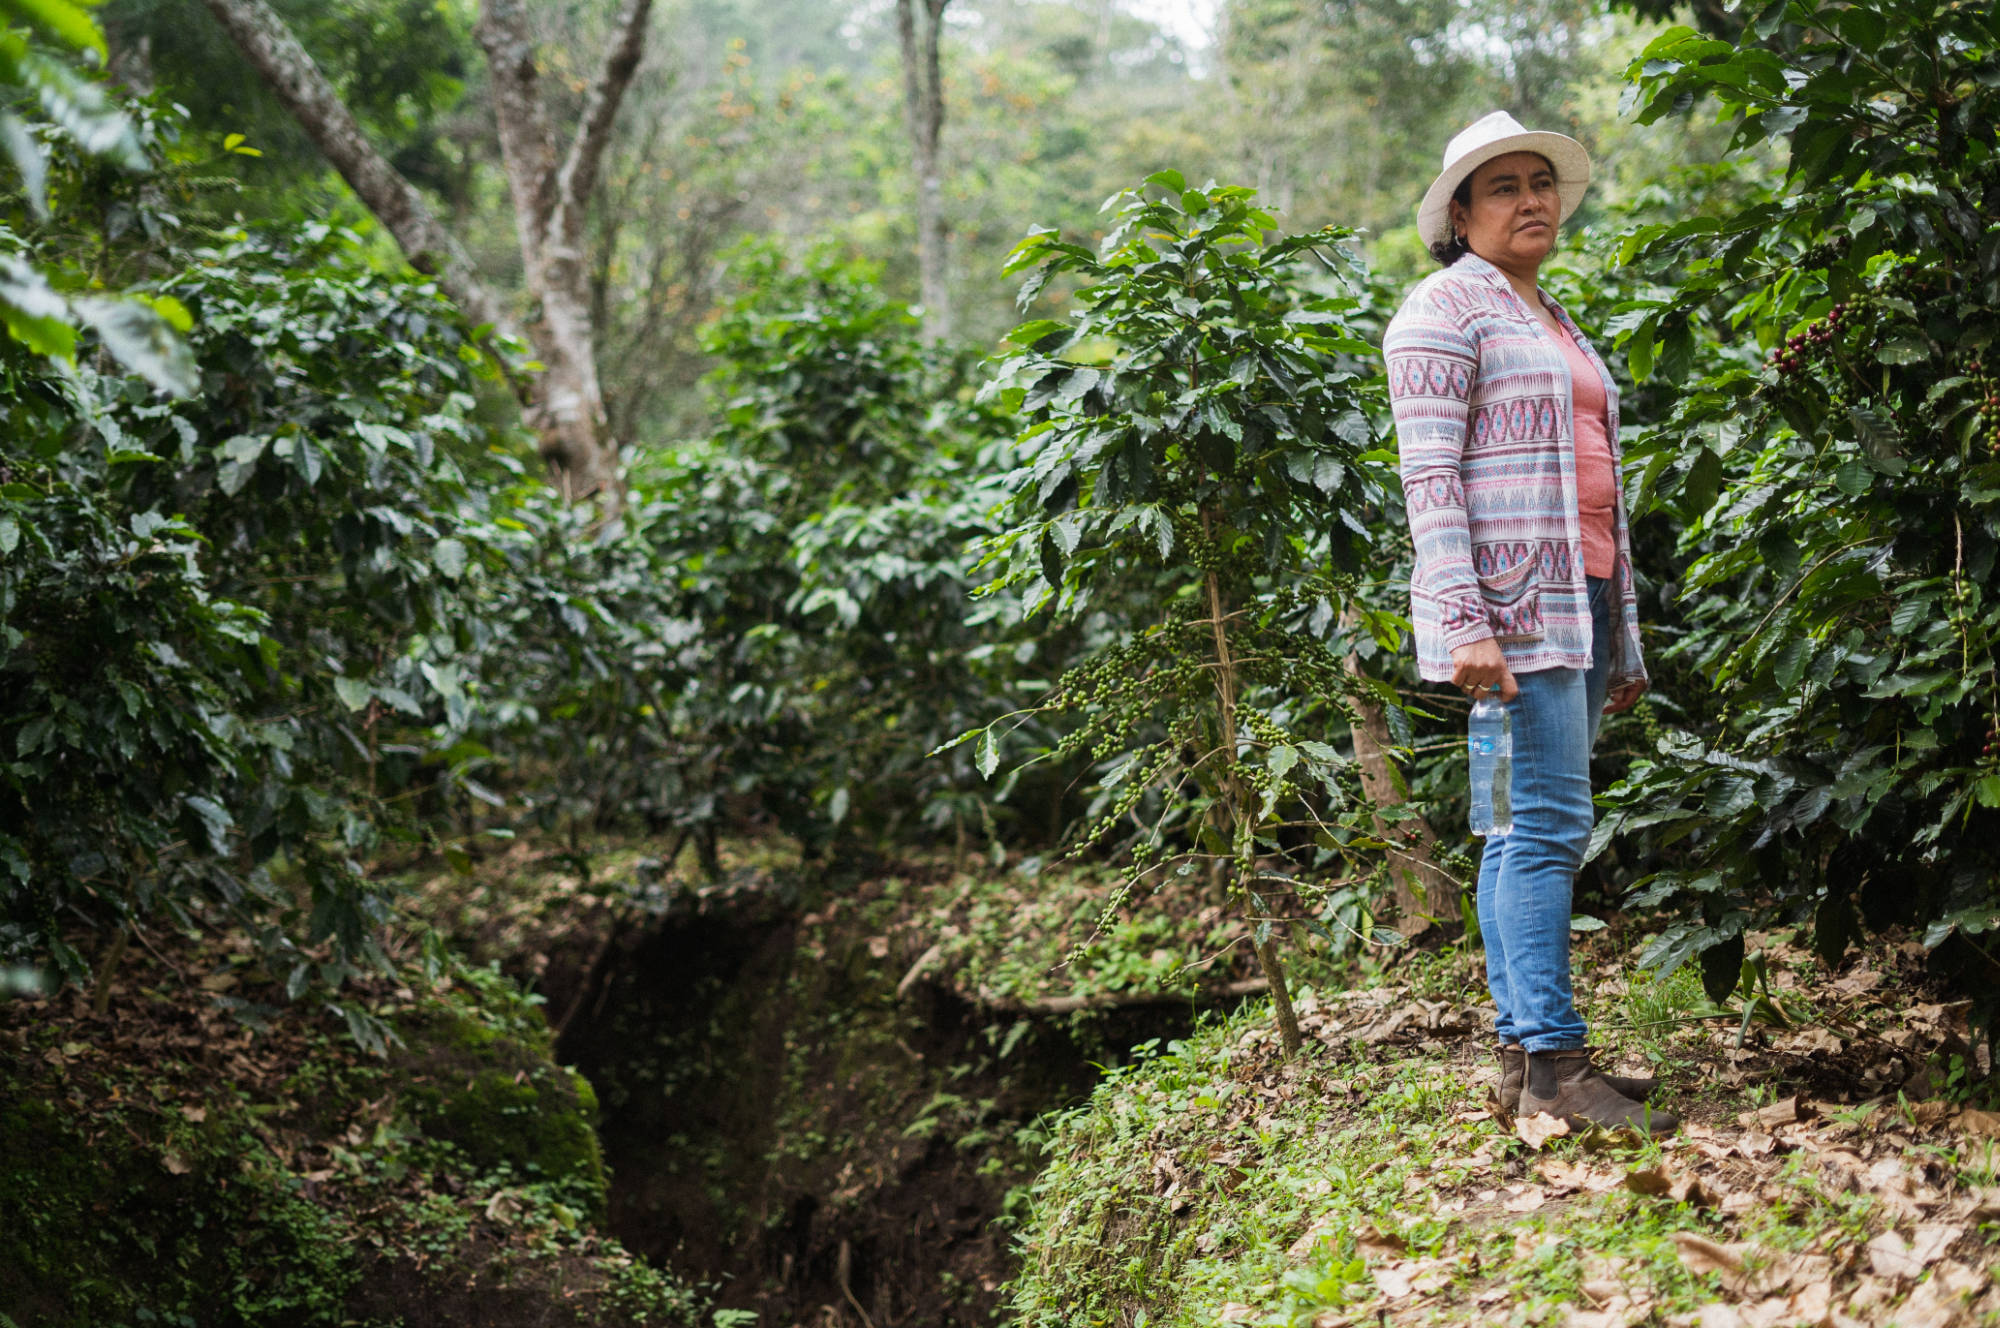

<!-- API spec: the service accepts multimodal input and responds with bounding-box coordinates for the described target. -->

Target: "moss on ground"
[0,933,700,1327]
[392,977,609,1217]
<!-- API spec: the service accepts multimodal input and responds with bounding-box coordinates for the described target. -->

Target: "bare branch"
[554,0,653,239]
[199,0,509,337]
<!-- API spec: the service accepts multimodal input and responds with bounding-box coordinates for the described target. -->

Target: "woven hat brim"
[1415,131,1592,249]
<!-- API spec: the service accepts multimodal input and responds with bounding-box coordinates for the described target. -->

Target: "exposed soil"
[542,885,1204,1328]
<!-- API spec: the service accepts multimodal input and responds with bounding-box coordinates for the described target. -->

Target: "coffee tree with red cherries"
[1594,0,2000,1017]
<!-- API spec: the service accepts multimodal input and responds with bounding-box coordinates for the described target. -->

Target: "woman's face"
[1450,151,1561,272]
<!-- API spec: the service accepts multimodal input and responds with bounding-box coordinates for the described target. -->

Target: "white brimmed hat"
[1416,111,1591,250]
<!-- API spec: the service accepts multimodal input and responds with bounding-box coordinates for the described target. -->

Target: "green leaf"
[0,252,72,358]
[73,296,197,396]
[1834,6,1886,53]
[1680,447,1723,516]
[137,293,193,333]
[1568,914,1609,932]
[0,112,44,220]
[1657,320,1697,385]
[1627,317,1658,382]
[1698,933,1746,1005]
[1003,319,1069,348]
[977,729,1000,780]
[1833,459,1871,497]
[182,795,232,853]
[1268,744,1298,780]
[432,538,468,580]
[333,677,372,712]
[1772,636,1810,689]
[1,0,105,54]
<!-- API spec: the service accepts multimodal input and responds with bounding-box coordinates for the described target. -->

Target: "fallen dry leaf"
[1961,1186,2000,1221]
[180,1105,206,1123]
[1220,1303,1257,1324]
[1868,1230,1923,1280]
[1910,1101,1953,1129]
[1353,1224,1407,1260]
[1672,1234,1807,1299]
[1785,1027,1845,1056]
[1736,1131,1776,1158]
[1891,1259,1990,1328]
[1540,1158,1589,1193]
[1504,1185,1547,1213]
[1737,1095,1809,1130]
[1957,1108,2000,1140]
[1373,1265,1414,1299]
[1909,1223,1965,1267]
[1625,1166,1674,1197]
[1287,1216,1339,1262]
[160,1150,191,1176]
[1695,1303,1745,1328]
[1674,1233,1744,1277]
[1517,1112,1572,1149]
[1668,1174,1713,1208]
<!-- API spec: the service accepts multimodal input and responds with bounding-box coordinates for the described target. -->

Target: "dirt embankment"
[533,870,1215,1327]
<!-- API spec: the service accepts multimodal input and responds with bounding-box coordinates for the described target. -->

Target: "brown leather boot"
[1519,1048,1678,1135]
[1498,1045,1658,1113]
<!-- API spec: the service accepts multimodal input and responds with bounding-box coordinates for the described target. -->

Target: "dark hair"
[1428,152,1558,267]
[1428,175,1477,267]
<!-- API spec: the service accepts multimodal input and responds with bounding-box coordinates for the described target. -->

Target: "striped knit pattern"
[1383,254,1647,687]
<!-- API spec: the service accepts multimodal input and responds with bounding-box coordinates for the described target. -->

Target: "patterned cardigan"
[1383,253,1646,687]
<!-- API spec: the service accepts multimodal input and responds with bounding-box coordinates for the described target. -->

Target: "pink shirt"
[1544,320,1617,579]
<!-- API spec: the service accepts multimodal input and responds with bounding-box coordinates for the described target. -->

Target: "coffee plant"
[950,172,1406,1052]
[1593,0,2000,1012]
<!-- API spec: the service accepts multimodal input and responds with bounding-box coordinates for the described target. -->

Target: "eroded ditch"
[541,883,1200,1326]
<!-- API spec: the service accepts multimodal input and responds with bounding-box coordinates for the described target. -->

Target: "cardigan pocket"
[1473,541,1545,642]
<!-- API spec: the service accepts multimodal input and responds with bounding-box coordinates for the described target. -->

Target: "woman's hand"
[1450,638,1518,702]
[1604,680,1647,714]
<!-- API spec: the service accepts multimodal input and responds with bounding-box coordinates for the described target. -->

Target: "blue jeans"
[1475,576,1614,1052]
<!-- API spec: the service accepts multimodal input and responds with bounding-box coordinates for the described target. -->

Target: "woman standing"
[1383,112,1673,1134]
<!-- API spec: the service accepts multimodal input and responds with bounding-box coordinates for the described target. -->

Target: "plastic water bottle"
[1468,698,1513,837]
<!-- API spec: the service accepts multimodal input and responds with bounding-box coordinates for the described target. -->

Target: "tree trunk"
[1202,509,1302,1057]
[895,0,950,341]
[1342,624,1460,935]
[202,0,648,504]
[475,0,649,504]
